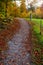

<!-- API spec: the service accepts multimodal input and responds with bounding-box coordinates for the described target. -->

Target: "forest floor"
[0,18,32,65]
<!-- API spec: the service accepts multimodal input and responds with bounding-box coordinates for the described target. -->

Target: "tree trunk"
[40,19,42,35]
[30,13,32,21]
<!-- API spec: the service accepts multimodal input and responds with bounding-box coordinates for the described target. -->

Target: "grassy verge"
[25,18,43,33]
[25,18,43,65]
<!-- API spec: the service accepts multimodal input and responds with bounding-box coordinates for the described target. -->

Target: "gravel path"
[0,18,32,65]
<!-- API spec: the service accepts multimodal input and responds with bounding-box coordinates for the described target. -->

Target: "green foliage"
[0,0,13,18]
[25,18,43,65]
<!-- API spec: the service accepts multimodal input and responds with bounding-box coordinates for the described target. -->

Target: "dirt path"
[0,18,32,65]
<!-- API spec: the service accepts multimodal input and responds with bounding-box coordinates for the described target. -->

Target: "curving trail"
[1,18,32,65]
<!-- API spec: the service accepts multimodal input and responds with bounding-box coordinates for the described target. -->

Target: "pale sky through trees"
[15,0,43,7]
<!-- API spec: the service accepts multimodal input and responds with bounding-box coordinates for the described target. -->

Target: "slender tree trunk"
[40,18,42,35]
[30,13,32,21]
